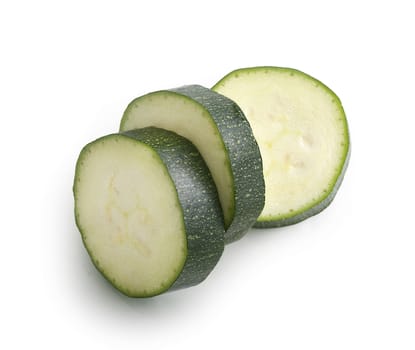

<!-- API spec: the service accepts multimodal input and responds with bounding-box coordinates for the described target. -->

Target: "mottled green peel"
[74,127,224,297]
[120,85,265,243]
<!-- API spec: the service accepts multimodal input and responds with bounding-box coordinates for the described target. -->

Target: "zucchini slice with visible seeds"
[73,127,224,297]
[120,85,265,243]
[213,67,350,227]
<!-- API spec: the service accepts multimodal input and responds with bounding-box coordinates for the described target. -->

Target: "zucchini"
[120,85,265,243]
[73,127,225,297]
[213,67,350,227]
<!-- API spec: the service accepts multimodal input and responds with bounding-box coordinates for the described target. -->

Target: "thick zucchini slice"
[120,85,264,243]
[213,67,350,227]
[73,127,224,297]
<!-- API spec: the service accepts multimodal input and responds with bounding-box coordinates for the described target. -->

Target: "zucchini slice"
[213,67,350,228]
[73,127,224,297]
[120,85,264,243]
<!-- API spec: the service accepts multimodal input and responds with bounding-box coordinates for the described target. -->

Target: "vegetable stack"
[73,66,350,297]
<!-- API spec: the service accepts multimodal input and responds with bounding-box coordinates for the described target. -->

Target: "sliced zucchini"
[73,127,224,297]
[120,85,265,243]
[213,67,350,227]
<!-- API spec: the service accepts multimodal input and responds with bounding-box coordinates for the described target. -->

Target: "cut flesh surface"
[213,67,350,226]
[74,128,224,297]
[121,90,232,223]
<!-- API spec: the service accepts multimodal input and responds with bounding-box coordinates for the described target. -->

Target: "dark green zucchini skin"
[122,127,225,293]
[169,85,265,243]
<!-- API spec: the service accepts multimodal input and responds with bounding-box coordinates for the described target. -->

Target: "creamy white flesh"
[214,69,348,221]
[121,94,234,228]
[75,136,186,295]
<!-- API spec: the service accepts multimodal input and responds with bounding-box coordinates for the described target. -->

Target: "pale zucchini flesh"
[213,67,350,227]
[120,85,265,243]
[121,90,233,225]
[74,127,224,297]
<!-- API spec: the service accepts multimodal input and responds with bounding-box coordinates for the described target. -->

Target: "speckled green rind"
[74,127,224,298]
[120,85,265,244]
[122,127,225,294]
[213,67,350,228]
[168,86,265,243]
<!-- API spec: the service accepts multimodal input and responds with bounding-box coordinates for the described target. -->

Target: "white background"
[1,1,414,349]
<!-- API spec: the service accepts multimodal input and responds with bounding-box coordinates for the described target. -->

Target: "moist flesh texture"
[121,92,234,228]
[213,67,349,225]
[74,135,187,296]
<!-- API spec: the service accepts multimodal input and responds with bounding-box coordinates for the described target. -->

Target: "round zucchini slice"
[213,67,350,227]
[73,127,224,297]
[120,85,265,243]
